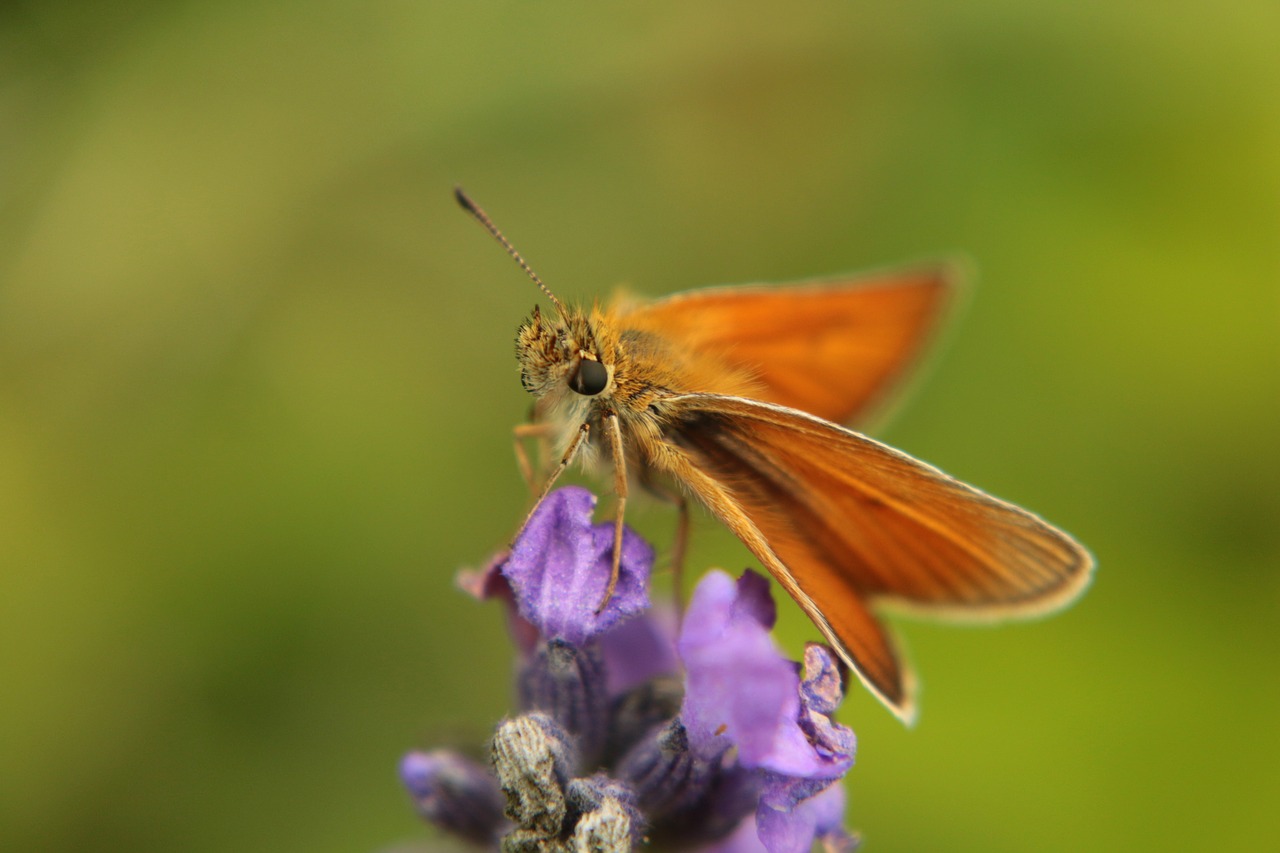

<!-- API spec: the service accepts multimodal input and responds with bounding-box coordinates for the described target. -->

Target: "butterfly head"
[516,304,616,405]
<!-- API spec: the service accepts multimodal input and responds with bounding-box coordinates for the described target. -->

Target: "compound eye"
[569,358,609,396]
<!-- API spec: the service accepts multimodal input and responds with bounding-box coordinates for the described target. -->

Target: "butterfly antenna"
[454,186,568,317]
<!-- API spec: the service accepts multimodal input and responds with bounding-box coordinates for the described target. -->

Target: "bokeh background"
[2,2,1277,851]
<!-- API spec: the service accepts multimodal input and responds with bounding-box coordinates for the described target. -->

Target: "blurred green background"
[2,2,1277,851]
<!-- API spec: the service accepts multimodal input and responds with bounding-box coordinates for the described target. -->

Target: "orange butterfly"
[458,188,1093,723]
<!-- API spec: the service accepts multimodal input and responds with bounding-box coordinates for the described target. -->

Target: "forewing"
[620,267,954,426]
[653,394,1094,720]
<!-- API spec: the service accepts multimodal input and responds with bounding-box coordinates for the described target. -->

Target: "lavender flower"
[401,750,505,845]
[502,487,652,646]
[402,487,859,852]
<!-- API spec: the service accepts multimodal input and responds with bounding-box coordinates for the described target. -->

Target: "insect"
[455,187,1093,723]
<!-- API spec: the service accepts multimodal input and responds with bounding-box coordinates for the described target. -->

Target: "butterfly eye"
[569,358,609,396]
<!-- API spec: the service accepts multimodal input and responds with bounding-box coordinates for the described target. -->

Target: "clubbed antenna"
[454,187,568,317]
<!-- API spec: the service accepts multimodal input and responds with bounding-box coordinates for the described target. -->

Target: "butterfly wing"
[649,394,1094,722]
[619,267,955,426]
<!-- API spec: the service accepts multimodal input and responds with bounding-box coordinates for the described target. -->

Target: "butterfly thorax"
[517,299,760,465]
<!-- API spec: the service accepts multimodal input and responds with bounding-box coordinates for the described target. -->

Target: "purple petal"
[732,570,777,630]
[755,679,856,853]
[799,709,857,767]
[679,570,773,651]
[679,572,857,780]
[599,608,680,696]
[795,646,856,773]
[678,571,801,765]
[502,487,653,646]
[699,814,769,853]
[756,782,848,853]
[799,644,843,716]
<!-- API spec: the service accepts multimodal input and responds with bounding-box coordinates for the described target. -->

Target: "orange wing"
[651,394,1094,722]
[619,266,955,426]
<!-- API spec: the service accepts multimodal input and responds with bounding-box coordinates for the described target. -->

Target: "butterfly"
[457,187,1094,723]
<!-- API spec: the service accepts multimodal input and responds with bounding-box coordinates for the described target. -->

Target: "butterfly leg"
[513,421,556,495]
[516,421,590,540]
[596,411,629,614]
